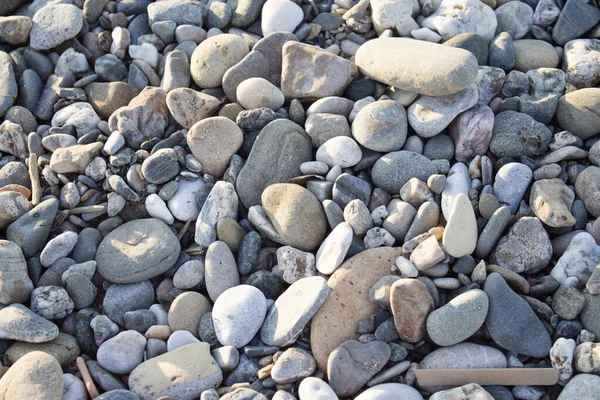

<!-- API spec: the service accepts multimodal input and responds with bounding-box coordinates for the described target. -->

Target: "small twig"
[28,154,42,206]
[177,219,193,241]
[76,357,100,399]
[69,205,107,215]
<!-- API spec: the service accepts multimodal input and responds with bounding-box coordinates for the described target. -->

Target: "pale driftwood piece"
[76,357,100,399]
[68,205,107,214]
[415,368,559,387]
[28,153,42,206]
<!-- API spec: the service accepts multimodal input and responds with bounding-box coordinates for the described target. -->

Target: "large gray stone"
[484,273,552,357]
[371,151,437,194]
[96,219,180,284]
[6,198,59,259]
[236,119,311,208]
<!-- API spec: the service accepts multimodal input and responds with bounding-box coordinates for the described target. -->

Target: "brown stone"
[310,247,402,372]
[85,82,139,119]
[390,278,434,343]
[166,88,220,129]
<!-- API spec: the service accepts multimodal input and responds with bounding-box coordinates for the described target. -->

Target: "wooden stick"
[415,368,558,387]
[28,153,42,206]
[69,205,107,215]
[76,357,100,399]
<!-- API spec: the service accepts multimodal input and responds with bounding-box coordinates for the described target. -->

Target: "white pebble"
[167,330,200,352]
[145,194,174,225]
[316,136,362,168]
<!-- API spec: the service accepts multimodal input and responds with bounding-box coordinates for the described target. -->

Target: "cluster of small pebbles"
[2,0,600,399]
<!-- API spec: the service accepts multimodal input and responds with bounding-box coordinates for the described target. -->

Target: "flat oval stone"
[557,88,600,140]
[371,151,437,194]
[0,351,63,399]
[354,383,423,400]
[558,374,600,400]
[310,247,402,372]
[261,183,327,252]
[261,276,329,346]
[97,330,146,374]
[212,285,267,348]
[167,178,204,222]
[484,272,552,357]
[426,289,489,347]
[352,100,407,152]
[0,304,59,343]
[129,343,223,399]
[355,38,479,96]
[30,4,83,50]
[205,241,240,301]
[188,116,243,177]
[96,219,180,284]
[190,34,249,88]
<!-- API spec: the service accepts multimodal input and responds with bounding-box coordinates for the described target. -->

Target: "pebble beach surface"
[0,0,600,399]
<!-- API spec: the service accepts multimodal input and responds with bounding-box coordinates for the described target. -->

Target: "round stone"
[261,0,304,36]
[316,136,362,168]
[237,77,285,111]
[261,183,327,251]
[97,331,146,374]
[352,100,407,152]
[0,352,63,399]
[188,116,244,177]
[556,88,600,140]
[190,34,249,88]
[168,291,211,337]
[426,289,489,347]
[29,4,83,50]
[168,178,205,222]
[96,219,180,284]
[371,151,437,194]
[102,281,155,326]
[212,285,267,348]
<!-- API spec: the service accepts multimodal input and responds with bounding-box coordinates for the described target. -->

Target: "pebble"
[0,303,59,343]
[530,178,575,228]
[260,183,327,251]
[167,178,204,222]
[558,373,600,400]
[129,343,222,399]
[356,38,478,96]
[551,232,600,285]
[212,285,267,348]
[484,273,552,357]
[495,2,533,39]
[261,0,304,36]
[550,337,576,385]
[0,239,33,304]
[316,136,362,168]
[261,276,329,346]
[371,151,437,194]
[556,88,600,140]
[275,246,316,283]
[491,217,552,274]
[103,281,155,327]
[271,347,316,384]
[188,117,244,177]
[205,241,240,301]
[493,162,533,213]
[490,111,552,158]
[423,0,497,42]
[355,383,423,400]
[236,119,311,208]
[97,331,146,374]
[168,291,211,336]
[327,340,390,396]
[0,352,63,399]
[298,377,337,400]
[237,77,284,111]
[195,181,239,247]
[408,84,478,138]
[390,278,434,343]
[281,42,358,99]
[191,34,249,88]
[426,289,489,347]
[442,193,477,258]
[311,248,400,371]
[352,100,407,152]
[39,231,78,267]
[29,4,83,50]
[512,39,559,72]
[96,219,180,284]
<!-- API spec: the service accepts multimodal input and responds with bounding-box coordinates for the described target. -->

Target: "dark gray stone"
[443,32,489,65]
[102,281,155,326]
[489,111,552,158]
[484,273,552,357]
[489,32,514,71]
[371,151,437,194]
[236,119,311,208]
[552,0,600,46]
[7,198,59,258]
[332,173,371,209]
